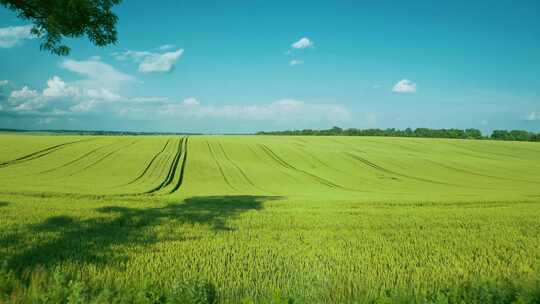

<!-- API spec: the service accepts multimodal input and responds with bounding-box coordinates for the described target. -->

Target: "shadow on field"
[0,195,280,274]
[0,201,9,208]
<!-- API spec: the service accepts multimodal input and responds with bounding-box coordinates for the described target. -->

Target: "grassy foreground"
[1,134,539,303]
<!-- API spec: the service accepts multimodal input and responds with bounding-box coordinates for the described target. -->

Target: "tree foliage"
[258,127,540,142]
[0,0,122,55]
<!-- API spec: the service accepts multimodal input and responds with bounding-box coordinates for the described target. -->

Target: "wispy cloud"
[0,25,35,48]
[158,44,175,51]
[392,79,417,93]
[113,48,184,73]
[60,57,134,89]
[527,112,540,121]
[291,37,314,49]
[154,98,350,124]
[181,97,200,107]
[289,60,304,66]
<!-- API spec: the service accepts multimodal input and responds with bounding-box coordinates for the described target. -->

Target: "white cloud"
[70,100,97,113]
[85,88,122,102]
[139,49,183,73]
[7,71,127,114]
[114,48,184,73]
[527,112,540,121]
[182,97,200,107]
[157,98,350,123]
[130,96,169,104]
[113,50,150,61]
[0,80,8,86]
[392,79,417,93]
[9,84,55,112]
[2,58,136,117]
[60,58,134,89]
[10,86,38,99]
[290,60,304,66]
[42,76,79,98]
[0,25,35,48]
[291,37,313,49]
[158,44,175,51]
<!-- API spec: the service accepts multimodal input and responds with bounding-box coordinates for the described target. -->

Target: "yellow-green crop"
[1,134,539,303]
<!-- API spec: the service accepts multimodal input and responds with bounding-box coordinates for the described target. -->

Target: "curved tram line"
[144,136,189,195]
[123,139,172,186]
[0,139,94,168]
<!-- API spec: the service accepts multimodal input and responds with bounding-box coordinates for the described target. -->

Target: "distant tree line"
[257,127,540,142]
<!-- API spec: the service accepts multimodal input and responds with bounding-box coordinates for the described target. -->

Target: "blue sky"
[1,0,539,133]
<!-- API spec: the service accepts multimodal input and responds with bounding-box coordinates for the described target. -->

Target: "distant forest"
[258,127,540,142]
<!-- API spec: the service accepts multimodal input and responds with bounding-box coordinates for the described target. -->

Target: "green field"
[1,134,540,303]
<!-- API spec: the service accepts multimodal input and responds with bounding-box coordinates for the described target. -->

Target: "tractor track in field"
[345,152,459,187]
[289,146,318,168]
[424,158,540,185]
[361,138,424,156]
[324,137,368,153]
[447,142,525,160]
[150,146,176,186]
[0,139,94,168]
[145,137,187,195]
[218,141,263,190]
[291,145,346,173]
[438,142,503,162]
[140,139,176,188]
[167,137,188,194]
[145,137,183,194]
[68,140,139,177]
[37,141,120,175]
[260,144,345,189]
[207,141,236,191]
[123,139,172,186]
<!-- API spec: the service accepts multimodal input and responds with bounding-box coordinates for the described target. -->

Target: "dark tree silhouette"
[0,0,122,55]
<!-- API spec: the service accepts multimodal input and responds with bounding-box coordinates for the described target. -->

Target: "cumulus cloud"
[392,79,417,93]
[8,81,68,112]
[6,57,133,114]
[0,25,35,48]
[527,112,540,121]
[289,60,304,66]
[10,86,38,99]
[42,76,79,98]
[114,48,184,73]
[0,80,8,86]
[291,37,313,49]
